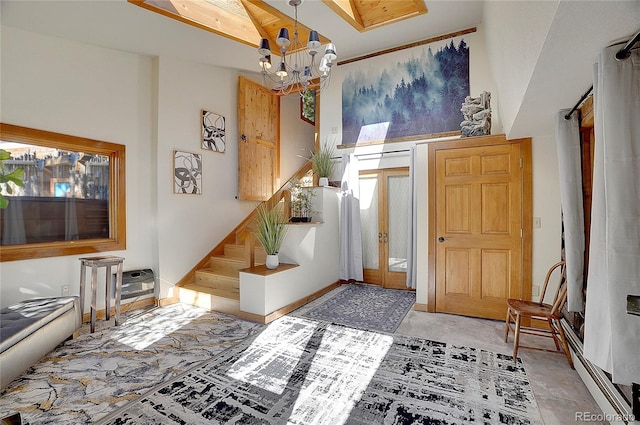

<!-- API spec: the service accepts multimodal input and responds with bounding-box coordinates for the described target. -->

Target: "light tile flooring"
[0,287,604,424]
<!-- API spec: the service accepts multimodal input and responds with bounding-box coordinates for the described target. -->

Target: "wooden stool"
[79,256,125,333]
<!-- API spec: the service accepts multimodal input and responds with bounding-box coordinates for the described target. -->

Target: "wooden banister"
[174,161,313,288]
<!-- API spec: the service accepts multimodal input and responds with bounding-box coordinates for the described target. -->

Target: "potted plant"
[0,149,24,209]
[289,179,316,222]
[254,203,288,269]
[310,142,335,187]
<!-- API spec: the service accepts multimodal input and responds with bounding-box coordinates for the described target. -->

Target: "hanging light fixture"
[258,0,337,96]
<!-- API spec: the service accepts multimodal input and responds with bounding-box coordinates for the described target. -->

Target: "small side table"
[79,256,125,333]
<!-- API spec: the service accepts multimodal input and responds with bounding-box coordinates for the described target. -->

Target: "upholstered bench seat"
[0,296,82,391]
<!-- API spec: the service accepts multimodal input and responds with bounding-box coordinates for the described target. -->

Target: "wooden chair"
[504,260,574,368]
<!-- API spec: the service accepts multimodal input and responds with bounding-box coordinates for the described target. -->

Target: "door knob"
[438,237,445,243]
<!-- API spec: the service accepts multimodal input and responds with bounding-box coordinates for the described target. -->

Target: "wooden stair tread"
[181,283,240,301]
[196,267,240,279]
[223,244,247,259]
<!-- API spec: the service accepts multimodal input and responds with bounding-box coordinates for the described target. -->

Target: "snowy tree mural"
[342,36,469,144]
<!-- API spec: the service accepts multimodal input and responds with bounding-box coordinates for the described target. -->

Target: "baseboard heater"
[562,320,638,424]
[111,269,155,300]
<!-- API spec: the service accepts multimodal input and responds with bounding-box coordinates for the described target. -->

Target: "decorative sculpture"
[460,91,491,137]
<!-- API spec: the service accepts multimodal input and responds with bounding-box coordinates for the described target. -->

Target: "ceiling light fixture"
[258,0,337,96]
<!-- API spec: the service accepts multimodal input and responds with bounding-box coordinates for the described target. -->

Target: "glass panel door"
[359,168,409,289]
[360,172,382,285]
[387,174,409,273]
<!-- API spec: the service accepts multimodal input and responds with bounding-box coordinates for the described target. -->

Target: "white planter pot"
[265,254,279,269]
[319,177,329,187]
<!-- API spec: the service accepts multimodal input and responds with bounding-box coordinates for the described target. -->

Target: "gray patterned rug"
[302,284,416,333]
[97,316,542,425]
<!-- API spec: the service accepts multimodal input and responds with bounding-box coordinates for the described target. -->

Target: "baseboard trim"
[414,303,428,312]
[257,281,341,325]
[81,297,156,324]
[562,320,638,424]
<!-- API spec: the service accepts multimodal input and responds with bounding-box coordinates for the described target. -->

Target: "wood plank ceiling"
[129,0,427,50]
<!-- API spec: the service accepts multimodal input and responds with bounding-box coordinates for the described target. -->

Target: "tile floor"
[0,286,605,424]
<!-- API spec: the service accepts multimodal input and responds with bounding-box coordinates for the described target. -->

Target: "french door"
[360,168,411,290]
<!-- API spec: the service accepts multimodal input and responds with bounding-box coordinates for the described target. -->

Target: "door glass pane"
[388,175,409,272]
[359,175,379,270]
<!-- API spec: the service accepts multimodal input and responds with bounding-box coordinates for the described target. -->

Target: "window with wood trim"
[0,123,126,261]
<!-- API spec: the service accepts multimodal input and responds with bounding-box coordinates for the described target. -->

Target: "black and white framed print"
[173,150,202,194]
[201,110,226,153]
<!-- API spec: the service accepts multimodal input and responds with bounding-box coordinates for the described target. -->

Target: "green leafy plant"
[310,142,335,179]
[254,203,288,255]
[0,149,25,209]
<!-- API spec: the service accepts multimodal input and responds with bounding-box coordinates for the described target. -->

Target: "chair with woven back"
[504,260,574,368]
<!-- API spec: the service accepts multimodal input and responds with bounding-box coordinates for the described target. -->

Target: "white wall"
[318,27,507,307]
[482,1,559,137]
[0,25,324,308]
[531,133,562,297]
[0,26,155,308]
[280,94,315,181]
[154,56,259,298]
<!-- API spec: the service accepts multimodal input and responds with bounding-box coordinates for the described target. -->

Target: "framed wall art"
[173,150,202,194]
[201,110,226,153]
[341,33,470,145]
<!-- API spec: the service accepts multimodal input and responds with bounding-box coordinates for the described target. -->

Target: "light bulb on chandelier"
[257,0,337,96]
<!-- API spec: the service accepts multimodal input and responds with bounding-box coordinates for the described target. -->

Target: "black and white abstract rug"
[302,283,416,333]
[97,316,542,425]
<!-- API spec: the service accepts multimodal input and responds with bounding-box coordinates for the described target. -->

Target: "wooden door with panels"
[360,168,411,290]
[432,137,531,320]
[237,76,280,201]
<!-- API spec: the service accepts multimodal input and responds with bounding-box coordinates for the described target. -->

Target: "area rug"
[97,316,542,425]
[301,284,416,333]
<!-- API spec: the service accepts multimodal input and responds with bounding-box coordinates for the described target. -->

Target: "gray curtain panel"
[555,111,585,312]
[583,45,640,386]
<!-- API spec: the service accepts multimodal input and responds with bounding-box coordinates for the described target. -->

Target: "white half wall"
[0,25,154,308]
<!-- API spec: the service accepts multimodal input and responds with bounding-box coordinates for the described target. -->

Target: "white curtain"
[583,45,640,386]
[339,153,363,281]
[406,146,418,289]
[555,111,585,312]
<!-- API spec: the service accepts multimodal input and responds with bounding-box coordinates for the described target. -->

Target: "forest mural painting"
[342,36,469,144]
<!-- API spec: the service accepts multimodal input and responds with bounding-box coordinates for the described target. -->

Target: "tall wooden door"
[361,168,411,290]
[237,76,279,201]
[435,143,523,320]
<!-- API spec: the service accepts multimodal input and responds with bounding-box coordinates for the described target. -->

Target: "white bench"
[0,296,82,391]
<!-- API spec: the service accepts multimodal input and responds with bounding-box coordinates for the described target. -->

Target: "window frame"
[0,123,126,262]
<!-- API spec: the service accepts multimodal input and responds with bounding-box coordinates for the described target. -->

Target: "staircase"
[173,163,312,319]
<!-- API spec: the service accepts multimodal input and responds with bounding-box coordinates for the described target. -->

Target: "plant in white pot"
[254,203,288,269]
[311,142,335,187]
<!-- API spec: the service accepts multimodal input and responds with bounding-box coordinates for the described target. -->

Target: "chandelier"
[257,0,337,96]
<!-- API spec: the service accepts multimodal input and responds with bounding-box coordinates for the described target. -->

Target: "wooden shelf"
[239,263,299,276]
